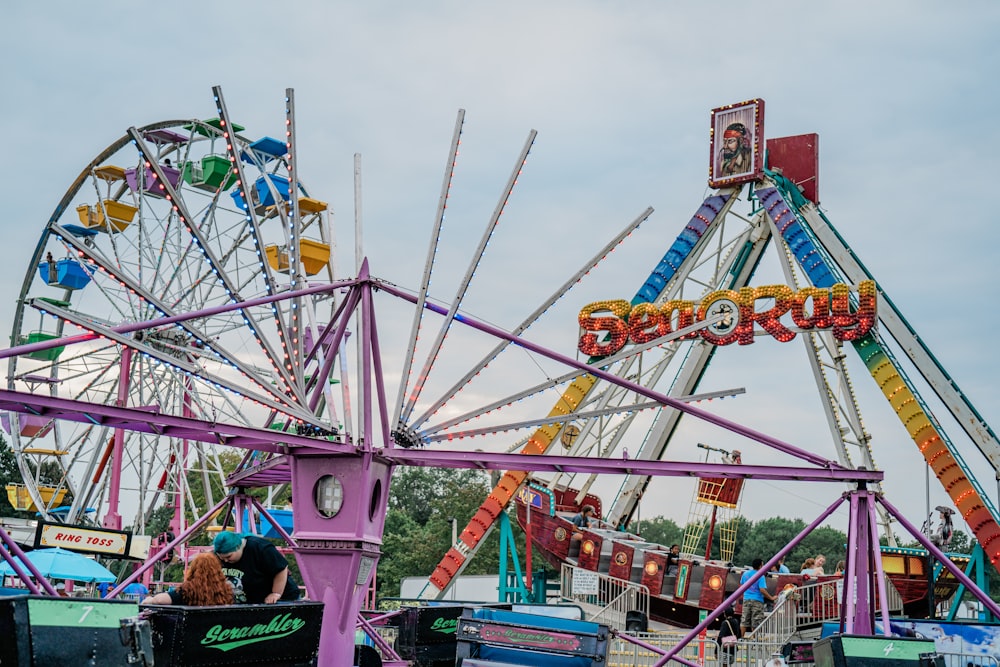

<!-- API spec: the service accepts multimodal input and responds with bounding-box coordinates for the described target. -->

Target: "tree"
[633,515,682,548]
[790,525,847,572]
[734,516,805,567]
[0,434,30,518]
[376,467,518,598]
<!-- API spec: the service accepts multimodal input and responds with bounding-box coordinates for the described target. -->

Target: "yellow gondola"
[264,239,331,276]
[76,200,138,233]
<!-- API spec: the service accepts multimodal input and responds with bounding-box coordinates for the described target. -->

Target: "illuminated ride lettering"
[577,280,876,356]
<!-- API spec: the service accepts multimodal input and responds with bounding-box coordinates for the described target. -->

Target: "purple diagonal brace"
[878,495,1000,620]
[650,493,847,667]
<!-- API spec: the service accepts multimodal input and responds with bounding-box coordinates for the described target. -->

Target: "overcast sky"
[3,2,999,546]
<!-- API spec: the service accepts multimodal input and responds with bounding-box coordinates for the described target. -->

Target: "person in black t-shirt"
[213,532,301,604]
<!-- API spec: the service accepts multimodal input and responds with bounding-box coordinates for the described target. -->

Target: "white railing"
[745,577,904,644]
[939,653,1000,667]
[607,631,720,667]
[559,563,649,631]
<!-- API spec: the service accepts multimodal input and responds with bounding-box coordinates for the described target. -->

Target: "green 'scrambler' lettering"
[200,612,306,651]
[430,617,458,634]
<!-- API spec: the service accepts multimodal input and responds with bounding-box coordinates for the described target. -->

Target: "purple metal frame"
[2,269,995,663]
[0,523,58,595]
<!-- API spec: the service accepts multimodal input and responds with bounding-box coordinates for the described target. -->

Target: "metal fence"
[938,654,1000,667]
[559,563,650,631]
[607,631,723,666]
[745,577,904,644]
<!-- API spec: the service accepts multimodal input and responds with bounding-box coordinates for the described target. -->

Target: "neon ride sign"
[577,280,876,355]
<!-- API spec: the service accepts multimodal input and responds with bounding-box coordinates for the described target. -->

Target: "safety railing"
[607,631,720,666]
[559,563,649,631]
[938,653,1000,667]
[745,577,904,645]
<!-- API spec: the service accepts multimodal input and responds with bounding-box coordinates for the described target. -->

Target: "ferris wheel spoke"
[423,401,663,444]
[212,86,302,397]
[398,130,538,426]
[419,309,724,439]
[409,207,654,432]
[394,109,466,430]
[30,296,310,420]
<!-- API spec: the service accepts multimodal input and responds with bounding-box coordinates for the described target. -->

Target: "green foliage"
[638,513,849,571]
[633,515,682,548]
[734,516,805,566]
[0,434,30,518]
[377,466,517,598]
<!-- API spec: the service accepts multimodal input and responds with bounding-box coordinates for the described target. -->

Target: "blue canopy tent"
[0,547,115,583]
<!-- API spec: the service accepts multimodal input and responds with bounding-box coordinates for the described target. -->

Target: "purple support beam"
[233,493,251,533]
[365,276,392,448]
[391,449,883,483]
[1,280,353,362]
[0,524,58,595]
[359,263,375,451]
[109,493,234,598]
[845,490,880,634]
[0,387,884,486]
[868,490,893,636]
[307,286,361,412]
[879,495,1000,620]
[248,494,296,546]
[104,346,132,530]
[377,281,849,469]
[651,493,848,667]
[356,612,401,661]
[0,390,355,454]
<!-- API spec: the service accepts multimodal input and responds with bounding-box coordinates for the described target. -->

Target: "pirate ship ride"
[513,479,972,629]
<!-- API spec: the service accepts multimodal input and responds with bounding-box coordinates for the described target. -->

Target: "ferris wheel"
[3,88,338,535]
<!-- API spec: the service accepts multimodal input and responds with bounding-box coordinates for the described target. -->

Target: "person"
[812,554,827,576]
[141,552,234,606]
[931,506,955,549]
[716,606,740,666]
[97,581,113,598]
[763,653,788,667]
[213,532,300,604]
[834,560,846,576]
[45,252,57,284]
[799,557,816,577]
[716,122,753,177]
[775,555,790,574]
[122,580,150,599]
[740,558,775,635]
[571,505,595,540]
[666,544,681,576]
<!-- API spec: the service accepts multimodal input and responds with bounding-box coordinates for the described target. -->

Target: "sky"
[2,1,1000,549]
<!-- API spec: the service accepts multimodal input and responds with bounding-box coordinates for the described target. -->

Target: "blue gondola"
[37,258,93,290]
[240,136,287,163]
[230,174,292,211]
